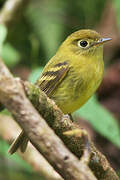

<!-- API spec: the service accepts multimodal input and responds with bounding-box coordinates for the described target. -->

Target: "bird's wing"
[36,61,69,96]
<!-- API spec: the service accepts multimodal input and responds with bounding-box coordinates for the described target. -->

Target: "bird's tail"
[8,131,28,154]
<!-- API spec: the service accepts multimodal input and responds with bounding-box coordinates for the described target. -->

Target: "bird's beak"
[94,38,112,46]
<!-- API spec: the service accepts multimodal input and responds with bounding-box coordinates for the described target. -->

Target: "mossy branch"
[23,80,119,180]
[0,58,97,180]
[0,57,119,179]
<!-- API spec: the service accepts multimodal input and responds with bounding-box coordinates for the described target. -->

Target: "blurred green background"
[0,0,120,179]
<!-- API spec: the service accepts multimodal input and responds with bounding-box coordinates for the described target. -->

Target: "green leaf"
[74,95,120,147]
[117,170,120,178]
[1,109,11,116]
[29,67,43,83]
[0,139,32,171]
[27,1,65,60]
[0,24,7,54]
[1,43,20,68]
[114,0,120,28]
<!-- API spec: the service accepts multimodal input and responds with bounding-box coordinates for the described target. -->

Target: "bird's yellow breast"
[51,55,104,114]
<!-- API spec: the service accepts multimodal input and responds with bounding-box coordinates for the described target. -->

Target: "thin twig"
[0,0,29,26]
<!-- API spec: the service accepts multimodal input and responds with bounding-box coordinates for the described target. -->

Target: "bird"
[8,29,111,154]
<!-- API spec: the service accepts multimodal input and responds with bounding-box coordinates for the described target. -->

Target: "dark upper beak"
[95,38,112,46]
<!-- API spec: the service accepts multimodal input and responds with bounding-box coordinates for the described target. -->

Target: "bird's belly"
[54,87,95,114]
[51,63,104,114]
[51,78,101,114]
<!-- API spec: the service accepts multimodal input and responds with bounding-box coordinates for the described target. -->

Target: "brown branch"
[24,83,119,180]
[0,0,29,26]
[0,114,63,180]
[0,57,119,179]
[0,58,97,180]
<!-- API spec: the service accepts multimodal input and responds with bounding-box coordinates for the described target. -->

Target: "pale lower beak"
[95,38,112,46]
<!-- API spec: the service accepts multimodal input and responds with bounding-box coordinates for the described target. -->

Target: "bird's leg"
[68,113,74,121]
[63,128,91,164]
[80,133,91,165]
[63,114,92,164]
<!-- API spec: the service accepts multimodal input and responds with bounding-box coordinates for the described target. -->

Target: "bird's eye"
[78,40,88,48]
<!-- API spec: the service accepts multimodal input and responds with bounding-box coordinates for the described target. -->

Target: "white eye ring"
[78,40,89,48]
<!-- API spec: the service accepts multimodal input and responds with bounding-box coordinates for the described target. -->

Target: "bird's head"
[58,29,111,58]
